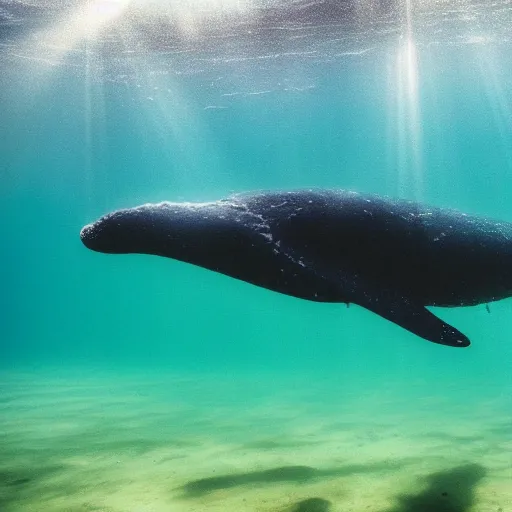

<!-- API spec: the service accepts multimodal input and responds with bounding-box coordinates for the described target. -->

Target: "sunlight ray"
[389,0,423,200]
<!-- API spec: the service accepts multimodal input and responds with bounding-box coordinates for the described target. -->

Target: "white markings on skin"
[230,200,273,243]
[229,199,313,274]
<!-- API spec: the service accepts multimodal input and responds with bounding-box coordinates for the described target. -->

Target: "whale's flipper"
[274,241,470,348]
[355,291,470,347]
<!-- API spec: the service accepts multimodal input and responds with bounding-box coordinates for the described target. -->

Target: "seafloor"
[1,368,510,512]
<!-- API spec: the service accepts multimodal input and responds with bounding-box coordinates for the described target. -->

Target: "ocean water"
[1,1,512,511]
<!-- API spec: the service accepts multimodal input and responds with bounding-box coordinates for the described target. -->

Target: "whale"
[80,189,512,347]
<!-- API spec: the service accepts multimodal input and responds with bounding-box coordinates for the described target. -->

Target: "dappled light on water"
[2,0,511,199]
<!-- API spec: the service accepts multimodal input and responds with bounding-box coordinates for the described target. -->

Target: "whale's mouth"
[79,216,120,253]
[80,223,94,240]
[79,207,165,254]
[80,223,98,250]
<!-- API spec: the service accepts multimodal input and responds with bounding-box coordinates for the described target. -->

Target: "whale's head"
[80,202,202,256]
[80,207,156,254]
[80,201,242,260]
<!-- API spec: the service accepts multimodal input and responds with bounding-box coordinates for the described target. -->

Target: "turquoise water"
[1,2,512,511]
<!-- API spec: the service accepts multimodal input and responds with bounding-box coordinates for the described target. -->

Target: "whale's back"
[237,190,512,306]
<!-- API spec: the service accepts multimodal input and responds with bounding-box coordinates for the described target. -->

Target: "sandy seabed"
[0,368,510,512]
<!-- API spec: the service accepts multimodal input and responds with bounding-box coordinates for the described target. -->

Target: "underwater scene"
[1,1,512,511]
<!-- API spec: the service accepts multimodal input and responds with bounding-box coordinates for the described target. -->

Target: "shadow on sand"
[181,461,402,497]
[289,497,332,512]
[384,463,487,512]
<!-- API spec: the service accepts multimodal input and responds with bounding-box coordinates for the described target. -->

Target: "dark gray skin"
[80,189,512,347]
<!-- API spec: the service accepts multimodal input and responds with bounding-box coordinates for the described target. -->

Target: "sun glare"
[81,0,131,33]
